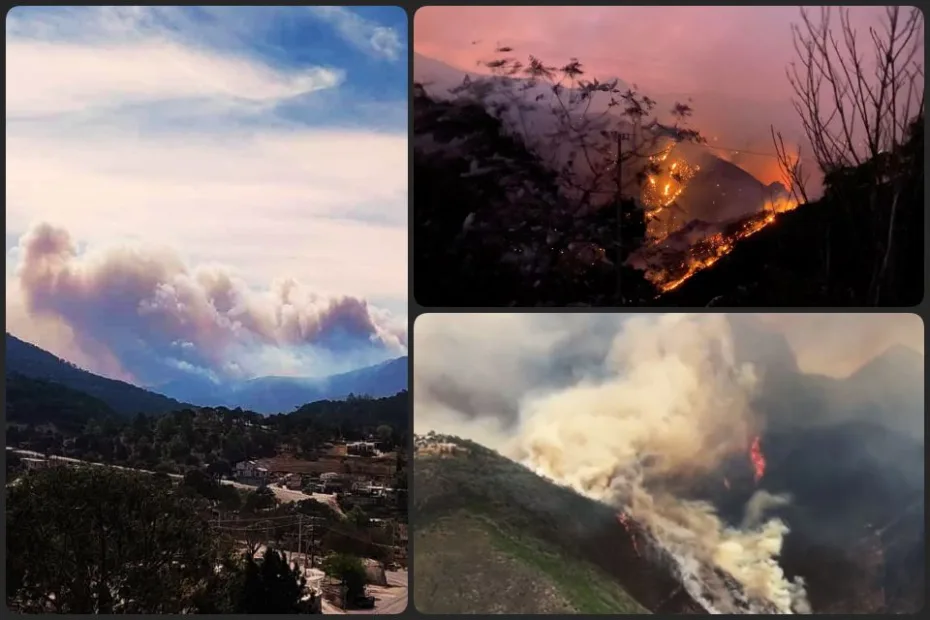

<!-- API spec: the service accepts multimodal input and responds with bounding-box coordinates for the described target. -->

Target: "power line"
[702,143,783,159]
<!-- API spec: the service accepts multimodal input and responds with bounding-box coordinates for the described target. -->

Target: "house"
[319,471,348,493]
[234,460,269,483]
[20,457,50,471]
[346,441,378,457]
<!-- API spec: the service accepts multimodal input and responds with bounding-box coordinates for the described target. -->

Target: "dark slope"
[272,391,409,434]
[5,334,186,416]
[658,120,923,308]
[6,373,118,433]
[413,64,923,308]
[414,436,705,614]
[690,343,924,614]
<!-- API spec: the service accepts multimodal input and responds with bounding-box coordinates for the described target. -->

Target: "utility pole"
[309,517,317,569]
[615,132,631,302]
[297,514,303,571]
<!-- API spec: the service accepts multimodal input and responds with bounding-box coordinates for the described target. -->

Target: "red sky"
[414,6,893,100]
[414,6,915,189]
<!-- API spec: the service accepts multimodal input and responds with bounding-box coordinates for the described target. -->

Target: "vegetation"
[321,553,368,602]
[5,464,404,613]
[7,466,246,613]
[664,114,923,306]
[413,7,923,307]
[413,434,701,614]
[230,548,308,614]
[414,49,680,307]
[6,389,408,477]
[5,334,186,415]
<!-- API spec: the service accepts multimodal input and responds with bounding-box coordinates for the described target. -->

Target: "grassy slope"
[414,437,703,615]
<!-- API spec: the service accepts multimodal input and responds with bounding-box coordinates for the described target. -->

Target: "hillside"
[413,435,704,614]
[6,333,407,416]
[237,356,408,413]
[412,56,923,307]
[6,373,117,433]
[5,333,187,416]
[158,356,408,414]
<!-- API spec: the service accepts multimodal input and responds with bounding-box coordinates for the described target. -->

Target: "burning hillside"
[627,142,800,294]
[415,314,924,614]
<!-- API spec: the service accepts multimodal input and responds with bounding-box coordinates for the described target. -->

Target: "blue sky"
[6,6,408,386]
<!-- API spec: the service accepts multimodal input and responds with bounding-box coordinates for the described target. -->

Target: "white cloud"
[6,6,408,380]
[308,6,404,61]
[7,39,343,118]
[6,6,407,302]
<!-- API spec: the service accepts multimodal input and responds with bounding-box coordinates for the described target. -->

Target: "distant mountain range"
[157,356,408,414]
[5,333,409,416]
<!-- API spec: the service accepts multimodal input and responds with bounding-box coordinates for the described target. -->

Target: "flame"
[616,511,641,557]
[654,197,798,293]
[634,143,801,294]
[641,145,700,215]
[749,436,766,484]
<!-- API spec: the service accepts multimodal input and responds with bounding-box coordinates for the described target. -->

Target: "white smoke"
[416,313,810,613]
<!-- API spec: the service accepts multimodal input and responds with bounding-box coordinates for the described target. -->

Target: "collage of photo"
[4,4,925,617]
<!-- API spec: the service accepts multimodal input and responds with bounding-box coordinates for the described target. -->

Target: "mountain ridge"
[5,333,409,415]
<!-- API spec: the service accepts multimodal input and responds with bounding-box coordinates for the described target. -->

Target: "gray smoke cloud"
[14,223,407,384]
[414,313,924,613]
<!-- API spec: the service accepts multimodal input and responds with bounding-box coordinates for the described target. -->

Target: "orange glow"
[653,197,798,293]
[749,436,766,484]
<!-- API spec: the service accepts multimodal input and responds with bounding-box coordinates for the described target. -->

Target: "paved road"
[319,570,408,615]
[8,448,343,515]
[356,570,408,615]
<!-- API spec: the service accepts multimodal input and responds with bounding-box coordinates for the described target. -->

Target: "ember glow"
[640,145,700,216]
[652,194,799,293]
[749,436,766,484]
[632,142,801,294]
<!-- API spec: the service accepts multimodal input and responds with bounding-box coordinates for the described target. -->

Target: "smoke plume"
[12,223,407,384]
[416,314,816,612]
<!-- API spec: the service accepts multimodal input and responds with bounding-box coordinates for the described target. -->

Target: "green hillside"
[6,373,117,433]
[413,435,703,614]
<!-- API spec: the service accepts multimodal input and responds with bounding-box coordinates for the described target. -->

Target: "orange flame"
[749,436,766,484]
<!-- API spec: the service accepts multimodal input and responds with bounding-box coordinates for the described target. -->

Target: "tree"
[321,553,367,604]
[243,485,277,514]
[206,459,232,480]
[348,505,370,529]
[414,47,704,306]
[376,424,394,450]
[7,466,220,613]
[787,6,924,303]
[234,548,307,613]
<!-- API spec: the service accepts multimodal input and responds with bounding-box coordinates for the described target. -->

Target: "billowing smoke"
[416,313,921,614]
[503,315,807,613]
[12,223,407,384]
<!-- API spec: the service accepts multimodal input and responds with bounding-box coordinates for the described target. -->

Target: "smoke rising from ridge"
[11,223,407,384]
[415,313,923,613]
